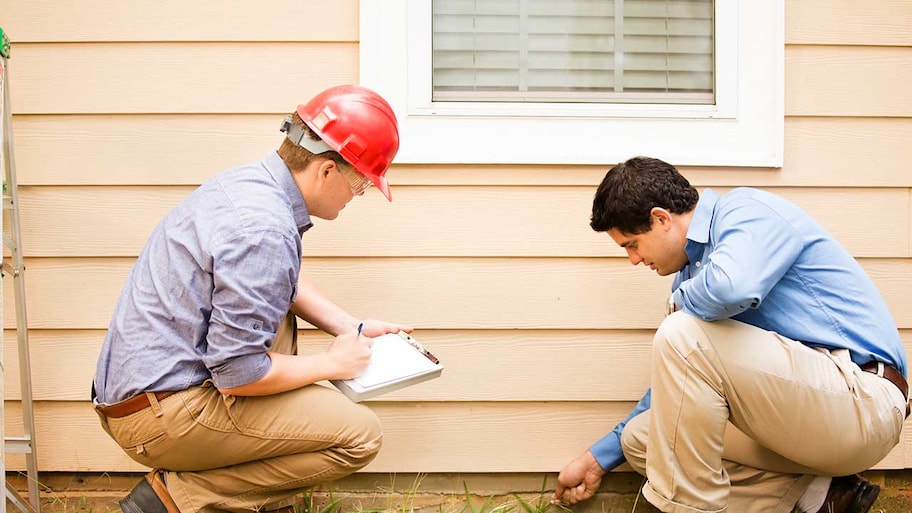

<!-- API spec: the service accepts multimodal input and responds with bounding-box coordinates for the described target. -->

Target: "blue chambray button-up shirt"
[589,187,906,471]
[94,151,313,404]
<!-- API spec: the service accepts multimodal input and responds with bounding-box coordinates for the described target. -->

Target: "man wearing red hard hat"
[93,85,408,513]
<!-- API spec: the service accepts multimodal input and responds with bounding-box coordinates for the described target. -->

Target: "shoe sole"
[119,495,146,513]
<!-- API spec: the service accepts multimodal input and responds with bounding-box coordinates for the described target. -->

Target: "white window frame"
[360,0,784,167]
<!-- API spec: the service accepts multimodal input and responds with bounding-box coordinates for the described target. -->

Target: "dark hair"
[590,156,699,234]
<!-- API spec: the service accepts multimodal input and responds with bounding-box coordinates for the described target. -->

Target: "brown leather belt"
[95,391,177,418]
[860,361,910,417]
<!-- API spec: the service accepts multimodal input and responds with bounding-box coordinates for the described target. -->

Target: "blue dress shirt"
[94,151,313,404]
[590,187,906,471]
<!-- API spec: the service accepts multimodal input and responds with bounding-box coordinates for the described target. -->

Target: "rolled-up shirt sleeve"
[204,228,301,389]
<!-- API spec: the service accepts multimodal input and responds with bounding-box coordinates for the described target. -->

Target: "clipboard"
[330,331,443,402]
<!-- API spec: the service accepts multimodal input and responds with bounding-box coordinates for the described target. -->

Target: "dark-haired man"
[553,157,907,513]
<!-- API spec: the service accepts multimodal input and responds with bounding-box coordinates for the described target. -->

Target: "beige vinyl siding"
[786,0,912,46]
[6,257,912,331]
[6,330,912,404]
[8,186,911,258]
[3,1,360,42]
[11,43,359,114]
[2,0,911,478]
[1,401,639,473]
[9,47,912,116]
[10,116,912,187]
[5,330,912,472]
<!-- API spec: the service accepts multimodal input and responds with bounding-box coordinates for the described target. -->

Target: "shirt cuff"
[589,431,626,471]
[209,352,272,390]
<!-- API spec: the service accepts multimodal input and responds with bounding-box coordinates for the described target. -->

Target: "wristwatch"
[665,295,677,317]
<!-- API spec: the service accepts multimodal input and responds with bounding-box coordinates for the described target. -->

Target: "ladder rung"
[4,437,33,454]
[1,261,20,276]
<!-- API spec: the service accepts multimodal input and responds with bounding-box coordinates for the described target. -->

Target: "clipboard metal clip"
[399,331,440,365]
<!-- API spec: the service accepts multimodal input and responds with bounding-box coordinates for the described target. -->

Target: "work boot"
[813,474,880,513]
[119,470,181,513]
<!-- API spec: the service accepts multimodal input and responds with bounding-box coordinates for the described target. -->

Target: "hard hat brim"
[373,174,392,201]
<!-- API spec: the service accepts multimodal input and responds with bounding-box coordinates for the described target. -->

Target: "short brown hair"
[590,157,699,234]
[277,112,347,172]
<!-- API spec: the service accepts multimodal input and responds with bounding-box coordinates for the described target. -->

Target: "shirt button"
[695,261,701,267]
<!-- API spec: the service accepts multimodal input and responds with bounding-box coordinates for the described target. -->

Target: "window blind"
[431,0,714,104]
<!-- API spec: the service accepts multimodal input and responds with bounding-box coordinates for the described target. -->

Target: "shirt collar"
[684,188,720,261]
[263,151,313,235]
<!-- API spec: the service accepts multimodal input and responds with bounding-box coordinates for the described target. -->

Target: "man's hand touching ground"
[551,450,606,505]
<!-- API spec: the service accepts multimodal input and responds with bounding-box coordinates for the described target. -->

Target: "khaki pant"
[97,314,382,513]
[620,312,906,513]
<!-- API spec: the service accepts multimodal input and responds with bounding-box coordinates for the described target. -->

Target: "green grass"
[292,475,570,513]
[512,477,571,513]
[16,471,912,513]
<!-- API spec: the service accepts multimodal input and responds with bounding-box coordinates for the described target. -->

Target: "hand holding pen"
[326,325,372,379]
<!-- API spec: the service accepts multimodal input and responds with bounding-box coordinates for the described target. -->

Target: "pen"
[357,322,364,336]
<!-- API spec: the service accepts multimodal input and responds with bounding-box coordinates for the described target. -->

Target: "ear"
[650,207,673,229]
[316,158,336,182]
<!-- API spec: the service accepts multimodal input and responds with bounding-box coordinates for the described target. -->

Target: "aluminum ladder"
[0,26,41,513]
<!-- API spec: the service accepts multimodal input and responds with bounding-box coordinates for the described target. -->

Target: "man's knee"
[620,425,645,460]
[620,412,650,474]
[653,311,705,356]
[346,406,383,468]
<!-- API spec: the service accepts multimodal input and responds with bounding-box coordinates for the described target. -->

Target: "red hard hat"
[297,85,399,201]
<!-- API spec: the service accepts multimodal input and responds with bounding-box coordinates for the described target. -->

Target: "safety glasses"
[337,163,373,196]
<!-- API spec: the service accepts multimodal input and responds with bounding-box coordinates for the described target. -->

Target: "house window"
[432,0,714,105]
[360,0,783,167]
